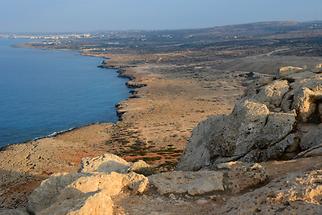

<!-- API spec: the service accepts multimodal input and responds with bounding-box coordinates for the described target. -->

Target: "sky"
[1,0,322,33]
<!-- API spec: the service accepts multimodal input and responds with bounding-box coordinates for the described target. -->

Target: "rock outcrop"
[149,171,225,195]
[216,161,268,194]
[27,171,149,215]
[26,154,150,215]
[4,153,269,215]
[178,75,322,171]
[148,162,268,196]
[219,169,322,214]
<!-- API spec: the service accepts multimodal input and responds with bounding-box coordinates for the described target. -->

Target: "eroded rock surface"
[80,153,130,173]
[20,153,270,214]
[178,76,322,171]
[149,171,224,195]
[220,169,322,215]
[79,153,151,175]
[27,154,149,215]
[149,162,268,196]
[216,162,268,193]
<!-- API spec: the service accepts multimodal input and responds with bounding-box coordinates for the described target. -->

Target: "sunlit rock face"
[178,74,322,171]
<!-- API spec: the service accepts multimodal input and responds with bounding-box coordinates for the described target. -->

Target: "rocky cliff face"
[178,72,322,171]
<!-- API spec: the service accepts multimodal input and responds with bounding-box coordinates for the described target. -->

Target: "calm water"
[0,39,129,147]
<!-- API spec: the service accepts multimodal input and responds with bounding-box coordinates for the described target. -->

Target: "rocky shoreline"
[1,44,322,214]
[0,50,244,209]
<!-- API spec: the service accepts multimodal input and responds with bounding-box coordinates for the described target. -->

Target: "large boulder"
[178,76,322,171]
[27,173,86,213]
[28,172,148,214]
[178,99,296,171]
[176,116,224,171]
[28,153,149,215]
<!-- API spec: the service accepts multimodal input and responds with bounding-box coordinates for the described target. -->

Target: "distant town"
[0,33,93,40]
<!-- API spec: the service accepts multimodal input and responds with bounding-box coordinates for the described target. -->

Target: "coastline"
[2,22,322,213]
[0,47,246,208]
[0,41,131,150]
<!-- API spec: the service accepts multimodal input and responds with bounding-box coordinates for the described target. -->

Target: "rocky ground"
[1,152,321,215]
[2,21,322,213]
[1,54,322,214]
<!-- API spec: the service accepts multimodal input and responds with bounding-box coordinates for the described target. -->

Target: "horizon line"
[2,19,321,35]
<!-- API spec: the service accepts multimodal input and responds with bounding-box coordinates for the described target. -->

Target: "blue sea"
[0,39,129,147]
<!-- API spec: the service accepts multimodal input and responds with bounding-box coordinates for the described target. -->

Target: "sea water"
[0,39,129,147]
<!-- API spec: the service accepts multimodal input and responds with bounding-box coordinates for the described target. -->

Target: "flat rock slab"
[148,171,224,195]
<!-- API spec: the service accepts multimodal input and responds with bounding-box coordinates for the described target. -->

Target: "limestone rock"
[28,171,148,214]
[255,112,296,149]
[80,154,153,175]
[252,80,289,108]
[68,172,148,195]
[219,169,322,214]
[298,124,322,151]
[178,99,296,170]
[216,162,268,193]
[27,173,85,213]
[176,116,224,171]
[277,66,304,79]
[291,78,322,122]
[232,99,270,156]
[38,191,113,215]
[130,160,152,175]
[149,171,224,195]
[178,76,322,170]
[80,153,130,173]
[293,87,317,122]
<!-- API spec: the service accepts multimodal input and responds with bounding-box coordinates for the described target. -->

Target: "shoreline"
[0,41,135,150]
[0,46,246,208]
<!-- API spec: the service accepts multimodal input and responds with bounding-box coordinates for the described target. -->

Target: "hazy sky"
[1,0,322,32]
